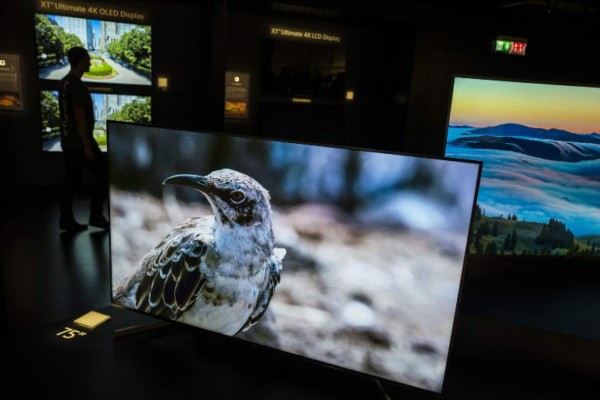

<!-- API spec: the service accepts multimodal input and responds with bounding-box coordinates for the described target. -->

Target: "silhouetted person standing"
[58,46,108,231]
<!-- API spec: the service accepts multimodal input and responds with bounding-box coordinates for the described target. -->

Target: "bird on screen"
[113,169,285,336]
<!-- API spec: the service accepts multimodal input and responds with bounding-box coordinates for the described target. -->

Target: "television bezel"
[107,120,483,396]
[442,74,600,264]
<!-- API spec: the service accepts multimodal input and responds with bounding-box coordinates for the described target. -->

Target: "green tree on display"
[35,14,64,65]
[110,98,151,124]
[41,91,60,139]
[492,221,499,237]
[485,240,498,255]
[534,218,575,249]
[475,238,484,255]
[107,26,151,75]
[503,232,512,253]
[511,228,518,249]
[479,220,490,236]
[474,204,482,221]
[59,32,83,53]
[35,14,83,67]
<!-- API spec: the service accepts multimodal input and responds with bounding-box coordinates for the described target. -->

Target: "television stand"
[373,378,393,400]
[113,318,177,338]
[108,304,185,340]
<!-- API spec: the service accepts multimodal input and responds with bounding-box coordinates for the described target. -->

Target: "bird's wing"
[237,247,284,334]
[134,217,214,320]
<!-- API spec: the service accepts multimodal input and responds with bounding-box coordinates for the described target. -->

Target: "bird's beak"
[163,174,216,195]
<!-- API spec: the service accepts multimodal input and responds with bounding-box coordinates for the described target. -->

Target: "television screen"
[444,76,600,257]
[108,121,481,393]
[35,13,151,86]
[262,40,346,99]
[41,90,151,152]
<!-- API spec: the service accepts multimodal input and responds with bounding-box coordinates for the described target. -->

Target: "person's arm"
[73,106,96,160]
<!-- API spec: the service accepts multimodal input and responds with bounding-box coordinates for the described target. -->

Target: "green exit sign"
[494,36,527,56]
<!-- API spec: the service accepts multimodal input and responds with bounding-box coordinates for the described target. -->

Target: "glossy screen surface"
[41,90,151,152]
[445,77,600,257]
[35,13,151,86]
[109,122,481,393]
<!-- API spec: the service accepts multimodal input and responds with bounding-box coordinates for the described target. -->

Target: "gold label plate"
[73,311,111,330]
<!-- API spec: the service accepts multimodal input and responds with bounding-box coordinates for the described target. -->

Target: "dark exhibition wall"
[1,0,419,186]
[3,0,600,183]
[0,0,224,187]
[223,7,415,150]
[1,0,600,396]
[407,4,600,383]
[405,5,600,156]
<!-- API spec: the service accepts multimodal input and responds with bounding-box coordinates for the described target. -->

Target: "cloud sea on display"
[446,127,600,236]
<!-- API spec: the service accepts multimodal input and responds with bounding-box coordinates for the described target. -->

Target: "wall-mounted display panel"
[262,39,346,99]
[41,90,151,151]
[444,76,600,257]
[35,13,151,86]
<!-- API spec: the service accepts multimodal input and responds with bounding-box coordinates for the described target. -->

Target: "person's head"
[67,46,91,76]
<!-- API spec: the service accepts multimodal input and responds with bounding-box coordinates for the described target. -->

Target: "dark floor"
[0,186,111,334]
[1,186,599,399]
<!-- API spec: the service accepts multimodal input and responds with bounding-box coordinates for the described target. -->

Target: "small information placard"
[225,71,250,119]
[0,53,24,111]
[73,310,111,330]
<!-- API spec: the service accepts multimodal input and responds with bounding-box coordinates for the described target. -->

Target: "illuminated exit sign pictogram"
[494,36,527,56]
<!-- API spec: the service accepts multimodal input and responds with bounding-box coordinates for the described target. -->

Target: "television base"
[113,319,178,339]
[372,378,393,400]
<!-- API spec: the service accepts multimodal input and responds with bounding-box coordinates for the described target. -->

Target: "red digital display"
[495,37,527,56]
[510,42,527,55]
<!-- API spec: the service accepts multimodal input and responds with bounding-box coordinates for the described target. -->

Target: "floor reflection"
[1,189,111,334]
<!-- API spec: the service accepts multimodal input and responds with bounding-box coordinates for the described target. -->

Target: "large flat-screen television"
[108,121,481,394]
[262,39,346,99]
[41,90,151,152]
[444,76,600,257]
[35,13,151,86]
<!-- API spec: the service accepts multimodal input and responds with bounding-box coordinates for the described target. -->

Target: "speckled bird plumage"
[113,168,285,336]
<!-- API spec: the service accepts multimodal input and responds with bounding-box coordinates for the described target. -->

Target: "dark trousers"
[59,147,108,222]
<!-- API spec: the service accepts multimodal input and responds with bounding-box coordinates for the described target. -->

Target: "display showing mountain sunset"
[445,77,600,257]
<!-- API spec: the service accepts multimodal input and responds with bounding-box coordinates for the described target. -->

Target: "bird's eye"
[230,190,245,203]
